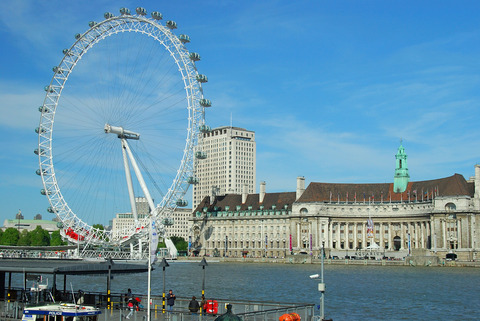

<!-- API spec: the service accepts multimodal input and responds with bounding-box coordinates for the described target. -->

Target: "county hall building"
[191,144,480,261]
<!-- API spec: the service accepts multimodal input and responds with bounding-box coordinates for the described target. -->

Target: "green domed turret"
[393,141,409,193]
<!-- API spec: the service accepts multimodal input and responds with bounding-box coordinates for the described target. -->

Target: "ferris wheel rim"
[37,9,207,245]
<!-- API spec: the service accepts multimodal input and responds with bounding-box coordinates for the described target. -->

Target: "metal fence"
[0,288,314,321]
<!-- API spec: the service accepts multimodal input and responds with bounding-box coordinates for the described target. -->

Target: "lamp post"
[320,241,325,320]
[159,258,169,313]
[199,257,208,315]
[199,257,208,297]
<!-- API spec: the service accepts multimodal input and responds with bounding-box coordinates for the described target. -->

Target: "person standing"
[188,296,200,321]
[126,298,134,319]
[166,289,176,312]
[200,295,206,315]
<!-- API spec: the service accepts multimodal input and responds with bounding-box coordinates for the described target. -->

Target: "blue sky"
[1,0,480,224]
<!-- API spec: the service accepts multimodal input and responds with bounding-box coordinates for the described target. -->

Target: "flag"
[367,218,374,239]
[150,219,159,265]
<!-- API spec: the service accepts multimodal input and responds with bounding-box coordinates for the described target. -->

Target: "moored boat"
[22,303,101,321]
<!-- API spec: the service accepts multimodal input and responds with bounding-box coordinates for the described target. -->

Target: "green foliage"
[17,229,31,246]
[170,236,188,251]
[50,230,67,246]
[1,228,20,245]
[158,241,166,248]
[29,226,50,246]
[92,224,105,230]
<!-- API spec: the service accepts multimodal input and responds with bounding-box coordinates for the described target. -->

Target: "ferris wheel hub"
[104,123,140,140]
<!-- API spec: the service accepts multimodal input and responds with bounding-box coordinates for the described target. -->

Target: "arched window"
[300,208,308,214]
[445,203,456,212]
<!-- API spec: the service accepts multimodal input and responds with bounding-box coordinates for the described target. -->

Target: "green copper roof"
[393,142,410,193]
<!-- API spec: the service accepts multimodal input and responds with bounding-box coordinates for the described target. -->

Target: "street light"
[199,257,208,296]
[310,241,326,320]
[159,258,169,313]
[199,257,208,315]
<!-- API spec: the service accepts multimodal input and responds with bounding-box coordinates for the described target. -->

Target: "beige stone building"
[111,197,192,240]
[191,146,480,261]
[193,126,256,209]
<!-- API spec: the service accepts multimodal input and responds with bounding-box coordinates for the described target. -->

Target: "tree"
[30,226,50,246]
[17,229,31,246]
[170,236,188,251]
[1,228,19,245]
[92,224,105,230]
[50,230,66,246]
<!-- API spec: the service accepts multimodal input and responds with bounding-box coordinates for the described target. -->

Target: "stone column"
[388,223,392,250]
[324,222,329,249]
[425,221,433,248]
[380,223,384,249]
[471,215,476,249]
[362,223,366,248]
[457,219,462,249]
[329,221,333,249]
[400,223,405,250]
[442,219,447,249]
[345,222,349,249]
[413,222,420,249]
[337,222,341,249]
[421,222,425,249]
[296,222,301,249]
[353,223,357,250]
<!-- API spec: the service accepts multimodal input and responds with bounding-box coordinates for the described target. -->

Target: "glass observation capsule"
[189,52,200,61]
[162,217,174,226]
[176,199,188,207]
[199,99,212,107]
[187,176,199,184]
[104,12,114,19]
[196,74,208,83]
[166,20,177,29]
[179,34,190,43]
[120,7,131,15]
[151,11,162,20]
[195,151,207,159]
[199,124,211,133]
[136,7,147,15]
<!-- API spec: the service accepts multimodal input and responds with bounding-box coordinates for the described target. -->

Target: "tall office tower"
[193,126,256,209]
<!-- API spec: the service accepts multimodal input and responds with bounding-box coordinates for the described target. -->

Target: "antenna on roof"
[230,112,233,128]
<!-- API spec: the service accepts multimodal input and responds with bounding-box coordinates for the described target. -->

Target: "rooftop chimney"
[259,181,266,203]
[296,176,305,200]
[242,184,248,204]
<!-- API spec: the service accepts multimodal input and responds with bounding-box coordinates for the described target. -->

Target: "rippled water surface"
[10,261,480,320]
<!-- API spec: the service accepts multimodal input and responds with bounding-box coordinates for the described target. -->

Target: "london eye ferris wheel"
[35,7,211,246]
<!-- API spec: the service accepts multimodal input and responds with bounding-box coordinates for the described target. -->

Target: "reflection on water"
[10,262,480,320]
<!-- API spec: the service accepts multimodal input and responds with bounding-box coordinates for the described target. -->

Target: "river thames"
[8,261,480,320]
